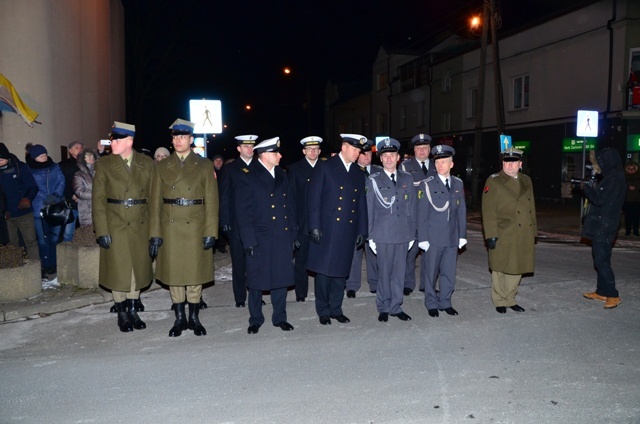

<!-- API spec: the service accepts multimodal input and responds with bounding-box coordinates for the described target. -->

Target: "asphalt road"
[1,229,638,423]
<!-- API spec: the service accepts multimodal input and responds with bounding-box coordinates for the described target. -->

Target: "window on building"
[441,112,451,132]
[416,58,430,87]
[442,72,452,92]
[417,101,425,127]
[468,88,478,118]
[377,72,388,91]
[400,63,415,92]
[399,106,407,130]
[513,74,529,110]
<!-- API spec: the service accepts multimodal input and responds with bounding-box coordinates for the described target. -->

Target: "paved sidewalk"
[2,200,638,323]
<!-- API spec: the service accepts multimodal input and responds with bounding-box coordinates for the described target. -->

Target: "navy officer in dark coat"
[400,133,437,295]
[287,135,324,302]
[219,134,258,308]
[366,137,417,322]
[235,137,297,334]
[306,133,368,325]
[417,145,467,317]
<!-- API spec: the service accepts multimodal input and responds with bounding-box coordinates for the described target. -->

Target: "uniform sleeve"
[92,159,109,237]
[481,178,499,239]
[148,162,163,238]
[203,160,218,238]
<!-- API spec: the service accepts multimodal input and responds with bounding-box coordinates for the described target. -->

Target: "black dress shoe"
[235,302,245,308]
[319,316,331,325]
[247,323,260,334]
[440,307,459,316]
[390,311,412,321]
[378,312,389,322]
[509,304,525,312]
[296,297,306,302]
[428,309,439,317]
[496,306,507,314]
[330,314,350,323]
[346,290,356,298]
[403,288,413,296]
[274,321,294,331]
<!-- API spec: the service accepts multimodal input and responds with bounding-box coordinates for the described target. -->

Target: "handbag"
[40,199,74,226]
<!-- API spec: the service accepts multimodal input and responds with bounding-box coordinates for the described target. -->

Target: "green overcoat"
[149,152,218,286]
[481,170,537,274]
[92,151,155,291]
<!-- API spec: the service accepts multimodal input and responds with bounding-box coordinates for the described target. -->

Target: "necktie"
[391,173,396,186]
[445,178,450,191]
[421,161,427,176]
[123,158,130,173]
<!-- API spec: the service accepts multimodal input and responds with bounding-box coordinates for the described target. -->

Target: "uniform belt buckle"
[124,198,134,207]
[177,198,187,206]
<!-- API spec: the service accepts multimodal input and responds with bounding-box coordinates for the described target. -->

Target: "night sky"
[120,0,595,164]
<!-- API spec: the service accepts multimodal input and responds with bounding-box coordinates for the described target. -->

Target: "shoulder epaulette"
[453,176,463,183]
[369,172,381,179]
[490,173,499,178]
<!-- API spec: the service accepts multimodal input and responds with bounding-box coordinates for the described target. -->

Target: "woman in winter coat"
[27,144,65,281]
[73,149,98,226]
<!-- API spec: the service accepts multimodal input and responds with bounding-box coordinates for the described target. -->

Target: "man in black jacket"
[581,148,626,309]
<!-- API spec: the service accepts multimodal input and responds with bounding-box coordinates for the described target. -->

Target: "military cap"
[235,135,258,145]
[300,136,323,146]
[501,147,523,162]
[361,138,374,153]
[340,133,368,149]
[254,137,280,154]
[376,137,401,155]
[432,144,455,159]
[169,118,195,136]
[411,133,432,146]
[110,121,136,139]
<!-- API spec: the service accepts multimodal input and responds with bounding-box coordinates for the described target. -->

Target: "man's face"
[380,151,399,173]
[237,144,254,161]
[341,143,361,164]
[435,157,454,176]
[172,134,193,155]
[357,151,372,167]
[110,136,133,156]
[213,158,223,169]
[69,143,83,159]
[260,151,281,169]
[0,158,8,168]
[502,160,521,178]
[414,144,431,161]
[303,145,321,161]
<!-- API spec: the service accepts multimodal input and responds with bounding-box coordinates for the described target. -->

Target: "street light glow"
[470,15,481,30]
[283,67,291,75]
[245,104,251,110]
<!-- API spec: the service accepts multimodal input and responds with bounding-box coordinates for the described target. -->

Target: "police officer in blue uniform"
[235,137,297,334]
[346,139,378,297]
[306,133,368,325]
[367,137,417,322]
[417,145,467,317]
[401,133,437,295]
[288,135,324,302]
[219,135,258,308]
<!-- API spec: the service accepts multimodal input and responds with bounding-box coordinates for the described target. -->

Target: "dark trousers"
[624,202,640,235]
[592,240,619,298]
[314,273,346,318]
[229,237,247,303]
[248,287,287,326]
[293,234,311,298]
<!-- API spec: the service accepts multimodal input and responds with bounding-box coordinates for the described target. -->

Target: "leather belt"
[107,198,148,207]
[163,197,204,206]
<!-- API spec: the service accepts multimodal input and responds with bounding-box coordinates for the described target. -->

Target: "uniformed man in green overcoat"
[481,148,537,314]
[149,119,219,337]
[93,121,156,332]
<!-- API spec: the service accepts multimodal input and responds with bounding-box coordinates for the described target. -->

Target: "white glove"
[458,238,467,249]
[418,241,430,252]
[368,239,377,255]
[408,240,415,251]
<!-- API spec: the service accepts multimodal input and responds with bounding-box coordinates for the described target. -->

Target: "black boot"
[169,302,188,337]
[135,298,145,312]
[115,302,133,333]
[188,302,207,336]
[127,299,146,330]
[199,297,208,309]
[110,303,117,313]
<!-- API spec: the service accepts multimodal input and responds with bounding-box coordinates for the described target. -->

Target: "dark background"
[120,0,593,164]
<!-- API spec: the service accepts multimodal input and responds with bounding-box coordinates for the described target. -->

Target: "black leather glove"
[245,246,254,257]
[293,239,301,250]
[355,234,366,250]
[310,229,322,244]
[149,237,163,258]
[97,235,112,250]
[222,224,231,234]
[203,237,216,250]
[486,237,498,250]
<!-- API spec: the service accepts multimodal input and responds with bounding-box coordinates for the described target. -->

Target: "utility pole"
[491,1,505,135]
